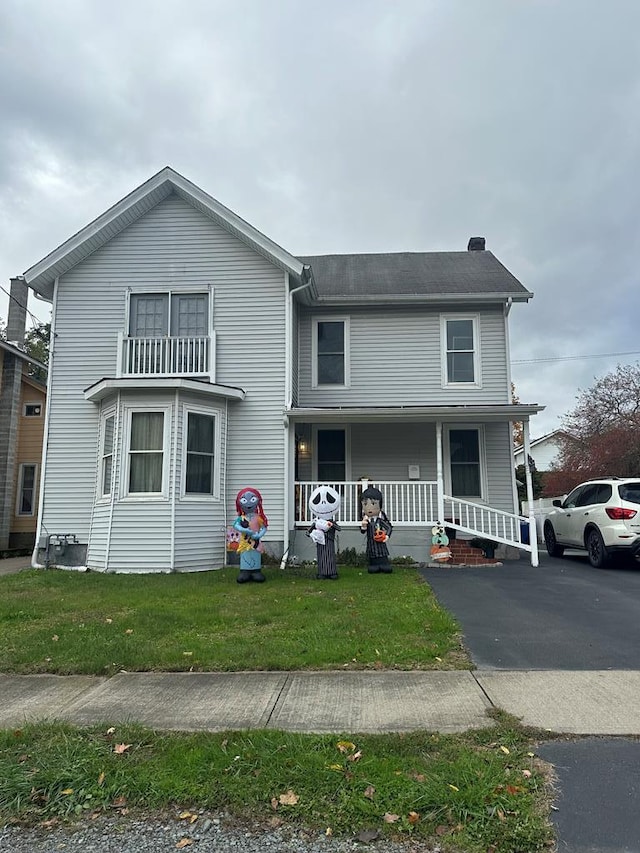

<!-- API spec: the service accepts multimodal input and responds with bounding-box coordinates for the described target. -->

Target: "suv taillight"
[606,507,637,520]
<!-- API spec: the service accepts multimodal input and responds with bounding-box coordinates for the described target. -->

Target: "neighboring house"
[514,430,566,471]
[0,293,48,552]
[20,167,543,572]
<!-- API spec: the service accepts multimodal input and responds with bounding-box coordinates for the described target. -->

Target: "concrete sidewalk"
[2,669,640,735]
[0,555,32,575]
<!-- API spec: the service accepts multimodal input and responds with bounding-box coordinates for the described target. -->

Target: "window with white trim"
[448,428,482,498]
[126,409,168,496]
[184,411,217,496]
[442,316,479,385]
[312,318,349,387]
[16,464,37,516]
[100,414,115,497]
[129,292,209,337]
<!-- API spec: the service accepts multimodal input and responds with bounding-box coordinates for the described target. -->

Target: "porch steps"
[436,539,500,567]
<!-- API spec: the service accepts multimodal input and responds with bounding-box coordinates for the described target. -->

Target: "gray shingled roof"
[298,251,531,299]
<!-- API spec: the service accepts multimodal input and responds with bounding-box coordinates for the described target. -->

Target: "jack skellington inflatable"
[307,485,341,580]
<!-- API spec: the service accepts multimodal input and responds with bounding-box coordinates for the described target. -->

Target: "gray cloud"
[2,0,639,436]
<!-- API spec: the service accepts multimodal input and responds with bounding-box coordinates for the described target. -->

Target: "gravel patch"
[0,812,437,852]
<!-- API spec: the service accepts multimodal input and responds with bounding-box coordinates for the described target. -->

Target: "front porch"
[294,479,538,565]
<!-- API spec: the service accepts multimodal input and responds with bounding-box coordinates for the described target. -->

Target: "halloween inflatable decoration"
[429,523,452,562]
[307,484,341,579]
[231,487,268,583]
[360,486,393,573]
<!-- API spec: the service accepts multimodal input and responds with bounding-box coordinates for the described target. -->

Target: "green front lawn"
[0,566,468,675]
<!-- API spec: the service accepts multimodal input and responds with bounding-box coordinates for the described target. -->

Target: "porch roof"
[285,403,544,423]
[84,377,246,403]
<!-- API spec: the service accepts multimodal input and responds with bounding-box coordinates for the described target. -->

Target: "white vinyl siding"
[298,305,506,406]
[41,193,288,569]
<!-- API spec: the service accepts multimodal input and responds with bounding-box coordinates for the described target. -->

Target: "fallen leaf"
[506,785,523,795]
[363,785,376,800]
[435,824,449,835]
[113,743,131,754]
[97,772,105,786]
[328,763,343,771]
[182,651,193,656]
[270,797,279,811]
[61,788,74,795]
[499,745,510,755]
[407,811,420,825]
[278,790,299,806]
[356,828,380,842]
[383,813,400,823]
[105,618,113,624]
[111,796,127,809]
[179,811,194,820]
[336,740,356,754]
[408,771,426,782]
[124,629,134,635]
[325,826,333,836]
[267,816,284,827]
[347,750,362,763]
[176,840,193,849]
[527,751,535,757]
[52,635,59,642]
[522,769,532,778]
[448,784,459,791]
[106,727,116,735]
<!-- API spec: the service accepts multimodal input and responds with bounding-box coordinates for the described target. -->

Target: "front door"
[316,429,346,482]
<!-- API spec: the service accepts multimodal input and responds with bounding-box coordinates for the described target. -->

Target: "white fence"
[118,333,212,377]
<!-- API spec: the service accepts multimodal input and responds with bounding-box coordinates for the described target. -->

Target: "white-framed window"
[312,317,350,387]
[182,407,220,498]
[128,291,210,338]
[16,463,37,516]
[99,413,116,498]
[23,403,43,417]
[123,406,170,498]
[445,426,485,499]
[441,315,480,386]
[312,426,350,482]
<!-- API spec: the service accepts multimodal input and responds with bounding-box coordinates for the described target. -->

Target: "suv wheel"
[544,523,565,558]
[586,528,609,568]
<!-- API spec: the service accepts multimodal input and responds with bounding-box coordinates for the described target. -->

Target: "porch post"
[522,419,539,567]
[436,421,445,523]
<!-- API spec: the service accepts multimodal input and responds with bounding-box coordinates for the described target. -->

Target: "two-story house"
[21,167,542,572]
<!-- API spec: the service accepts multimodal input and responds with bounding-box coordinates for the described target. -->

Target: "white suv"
[544,478,640,568]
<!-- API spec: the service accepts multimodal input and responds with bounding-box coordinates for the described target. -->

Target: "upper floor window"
[441,316,480,386]
[16,463,37,516]
[24,403,42,417]
[184,411,217,496]
[129,292,209,338]
[313,318,350,387]
[126,409,168,496]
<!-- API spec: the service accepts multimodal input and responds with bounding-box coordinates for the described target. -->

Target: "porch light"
[297,438,308,454]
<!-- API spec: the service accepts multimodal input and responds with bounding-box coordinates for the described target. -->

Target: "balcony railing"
[295,480,439,526]
[118,334,213,378]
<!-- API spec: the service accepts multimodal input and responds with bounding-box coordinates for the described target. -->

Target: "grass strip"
[0,715,554,852]
[0,567,468,674]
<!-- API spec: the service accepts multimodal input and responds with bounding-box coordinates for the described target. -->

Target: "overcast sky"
[1,0,639,438]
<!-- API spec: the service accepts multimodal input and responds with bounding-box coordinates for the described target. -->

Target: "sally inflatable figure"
[232,487,268,583]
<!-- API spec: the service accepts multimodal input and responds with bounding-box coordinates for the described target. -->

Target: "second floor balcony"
[117,333,214,378]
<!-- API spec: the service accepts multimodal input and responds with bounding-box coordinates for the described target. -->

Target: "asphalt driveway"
[420,550,640,669]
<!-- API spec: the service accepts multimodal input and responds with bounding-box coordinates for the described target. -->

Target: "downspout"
[281,271,312,570]
[32,278,57,568]
[522,419,539,567]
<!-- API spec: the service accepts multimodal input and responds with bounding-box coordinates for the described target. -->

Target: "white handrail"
[120,335,211,376]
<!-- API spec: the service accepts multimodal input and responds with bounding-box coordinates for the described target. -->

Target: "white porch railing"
[294,481,538,563]
[443,494,538,562]
[117,333,213,377]
[295,480,438,526]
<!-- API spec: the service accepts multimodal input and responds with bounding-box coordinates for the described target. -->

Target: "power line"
[0,283,45,329]
[513,350,640,365]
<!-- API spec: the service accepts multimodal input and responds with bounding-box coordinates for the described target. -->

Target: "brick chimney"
[467,237,486,251]
[6,276,28,345]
